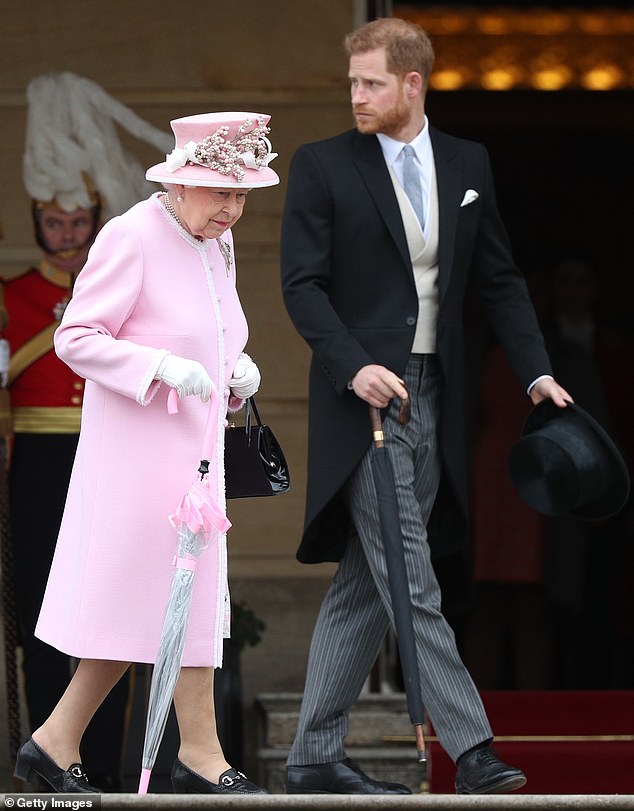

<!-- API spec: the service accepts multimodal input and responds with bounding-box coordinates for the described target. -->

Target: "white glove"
[0,339,9,388]
[156,354,212,402]
[229,353,261,399]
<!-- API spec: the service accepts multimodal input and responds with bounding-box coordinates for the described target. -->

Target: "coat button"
[406,316,416,326]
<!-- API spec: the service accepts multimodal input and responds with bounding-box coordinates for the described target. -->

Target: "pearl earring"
[176,195,183,202]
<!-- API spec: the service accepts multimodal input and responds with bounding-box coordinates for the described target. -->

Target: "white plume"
[23,72,173,219]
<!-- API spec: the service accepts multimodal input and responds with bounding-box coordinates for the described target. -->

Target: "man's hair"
[344,17,435,87]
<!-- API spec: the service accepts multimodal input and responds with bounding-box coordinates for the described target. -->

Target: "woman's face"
[177,185,249,239]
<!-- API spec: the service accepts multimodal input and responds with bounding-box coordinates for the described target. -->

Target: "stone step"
[254,690,634,795]
[255,692,427,793]
[256,692,413,748]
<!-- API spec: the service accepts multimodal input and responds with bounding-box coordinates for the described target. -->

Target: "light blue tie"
[401,145,424,229]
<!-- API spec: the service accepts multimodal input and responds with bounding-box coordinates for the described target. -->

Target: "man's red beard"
[353,97,410,138]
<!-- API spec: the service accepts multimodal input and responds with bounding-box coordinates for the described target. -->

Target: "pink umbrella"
[138,386,231,794]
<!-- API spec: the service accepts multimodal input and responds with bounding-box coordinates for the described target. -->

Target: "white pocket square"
[460,189,479,207]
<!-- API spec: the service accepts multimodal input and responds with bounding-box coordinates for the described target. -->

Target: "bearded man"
[280,17,572,795]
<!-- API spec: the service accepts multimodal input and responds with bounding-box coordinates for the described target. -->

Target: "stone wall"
[0,0,354,577]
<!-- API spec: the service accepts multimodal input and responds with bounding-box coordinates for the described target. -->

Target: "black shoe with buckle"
[455,745,527,794]
[171,759,268,794]
[286,757,412,794]
[14,737,100,793]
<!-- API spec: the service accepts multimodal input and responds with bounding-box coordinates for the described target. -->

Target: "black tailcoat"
[281,126,552,564]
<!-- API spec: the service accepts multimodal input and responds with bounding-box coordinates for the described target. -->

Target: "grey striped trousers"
[288,355,492,766]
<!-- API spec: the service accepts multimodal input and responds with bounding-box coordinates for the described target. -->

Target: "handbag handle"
[242,396,264,446]
[249,396,263,427]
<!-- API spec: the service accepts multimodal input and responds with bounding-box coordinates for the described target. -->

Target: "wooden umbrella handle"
[369,392,410,448]
[399,396,411,425]
[369,406,384,448]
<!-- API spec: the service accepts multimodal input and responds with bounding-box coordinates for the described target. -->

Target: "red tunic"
[1,262,84,431]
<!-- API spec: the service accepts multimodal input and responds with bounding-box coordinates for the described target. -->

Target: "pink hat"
[145,111,279,189]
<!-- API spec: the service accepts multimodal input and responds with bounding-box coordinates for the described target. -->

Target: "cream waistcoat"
[389,161,439,353]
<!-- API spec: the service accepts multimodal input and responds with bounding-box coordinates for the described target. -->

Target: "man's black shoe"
[286,758,411,794]
[455,746,526,794]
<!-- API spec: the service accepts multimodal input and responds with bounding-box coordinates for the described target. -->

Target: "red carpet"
[428,691,634,793]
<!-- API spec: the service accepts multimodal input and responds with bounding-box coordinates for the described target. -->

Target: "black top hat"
[509,400,630,520]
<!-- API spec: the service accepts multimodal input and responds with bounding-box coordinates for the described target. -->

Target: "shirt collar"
[376,116,431,169]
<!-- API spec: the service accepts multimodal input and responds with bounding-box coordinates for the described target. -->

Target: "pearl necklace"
[163,194,183,228]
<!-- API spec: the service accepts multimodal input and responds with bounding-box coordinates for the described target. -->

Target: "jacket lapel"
[350,128,464,301]
[351,132,411,270]
[431,127,462,305]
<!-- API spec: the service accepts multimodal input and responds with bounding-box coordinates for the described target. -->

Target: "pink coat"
[35,194,248,667]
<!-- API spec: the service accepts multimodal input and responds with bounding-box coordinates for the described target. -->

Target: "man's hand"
[351,364,408,408]
[529,376,573,408]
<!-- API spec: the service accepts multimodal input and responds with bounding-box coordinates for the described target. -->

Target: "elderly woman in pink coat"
[14,112,279,794]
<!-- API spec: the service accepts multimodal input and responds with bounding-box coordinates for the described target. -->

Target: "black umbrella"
[369,399,429,791]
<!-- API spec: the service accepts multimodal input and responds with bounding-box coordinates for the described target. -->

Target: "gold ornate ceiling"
[393,6,634,90]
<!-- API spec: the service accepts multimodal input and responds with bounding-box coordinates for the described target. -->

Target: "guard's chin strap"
[31,199,101,258]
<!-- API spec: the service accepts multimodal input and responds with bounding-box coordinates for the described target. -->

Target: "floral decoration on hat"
[164,117,277,183]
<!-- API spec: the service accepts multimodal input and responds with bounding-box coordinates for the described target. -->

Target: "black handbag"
[224,396,290,498]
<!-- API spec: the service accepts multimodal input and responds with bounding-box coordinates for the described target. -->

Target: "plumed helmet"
[23,71,173,220]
